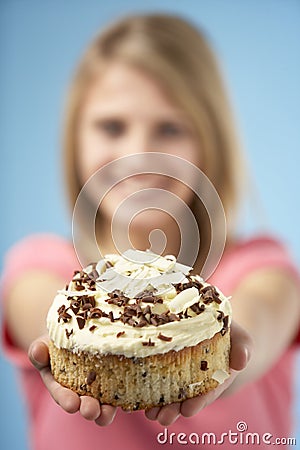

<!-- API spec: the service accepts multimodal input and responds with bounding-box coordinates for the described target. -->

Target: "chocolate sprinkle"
[178,387,187,399]
[74,284,85,291]
[127,318,136,327]
[150,317,158,326]
[201,285,222,304]
[70,300,80,315]
[82,302,93,311]
[116,331,125,338]
[88,269,99,280]
[168,313,180,322]
[143,305,151,316]
[89,325,97,332]
[65,329,73,339]
[136,318,148,328]
[200,360,208,371]
[141,296,156,303]
[157,333,172,342]
[57,305,72,323]
[217,310,224,321]
[90,308,103,319]
[220,315,229,335]
[133,402,140,411]
[86,371,96,385]
[76,317,86,330]
[142,338,155,347]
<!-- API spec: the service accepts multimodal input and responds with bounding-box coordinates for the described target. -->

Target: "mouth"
[123,174,167,189]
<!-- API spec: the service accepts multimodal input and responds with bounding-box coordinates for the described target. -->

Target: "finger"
[95,405,117,426]
[230,321,253,371]
[181,370,238,417]
[28,338,50,370]
[145,406,161,421]
[40,366,80,414]
[80,396,101,421]
[180,394,207,418]
[156,403,181,426]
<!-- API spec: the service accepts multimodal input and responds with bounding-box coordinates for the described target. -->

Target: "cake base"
[49,330,230,411]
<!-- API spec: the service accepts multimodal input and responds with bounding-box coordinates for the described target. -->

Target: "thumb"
[28,335,50,371]
[229,321,253,371]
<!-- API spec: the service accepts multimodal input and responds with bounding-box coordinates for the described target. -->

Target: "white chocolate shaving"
[96,259,107,275]
[169,287,200,313]
[188,381,203,389]
[211,370,230,384]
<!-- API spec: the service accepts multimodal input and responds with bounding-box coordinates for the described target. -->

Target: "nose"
[117,126,153,157]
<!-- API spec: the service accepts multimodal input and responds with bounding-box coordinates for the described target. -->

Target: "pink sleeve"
[214,235,300,344]
[1,234,78,368]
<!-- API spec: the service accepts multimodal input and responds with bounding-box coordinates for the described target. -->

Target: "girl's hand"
[145,321,253,426]
[28,336,117,426]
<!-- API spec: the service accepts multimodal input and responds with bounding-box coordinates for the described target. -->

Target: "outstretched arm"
[228,267,300,390]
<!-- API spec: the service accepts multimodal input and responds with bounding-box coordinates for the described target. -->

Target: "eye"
[156,121,185,138]
[94,119,125,137]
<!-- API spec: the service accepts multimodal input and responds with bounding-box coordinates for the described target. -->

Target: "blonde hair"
[63,13,245,253]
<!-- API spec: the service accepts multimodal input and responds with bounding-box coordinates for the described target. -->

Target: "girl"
[2,13,300,450]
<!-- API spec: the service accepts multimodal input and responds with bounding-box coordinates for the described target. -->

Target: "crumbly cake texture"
[49,331,230,410]
[47,250,231,410]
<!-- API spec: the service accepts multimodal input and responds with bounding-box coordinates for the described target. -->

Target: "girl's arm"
[5,270,65,352]
[229,267,300,389]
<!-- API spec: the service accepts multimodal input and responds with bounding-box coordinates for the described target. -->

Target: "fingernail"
[245,347,251,364]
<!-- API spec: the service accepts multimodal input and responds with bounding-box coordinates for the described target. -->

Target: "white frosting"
[95,250,189,297]
[47,249,232,358]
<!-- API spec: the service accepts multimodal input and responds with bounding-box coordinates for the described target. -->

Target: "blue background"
[0,1,299,449]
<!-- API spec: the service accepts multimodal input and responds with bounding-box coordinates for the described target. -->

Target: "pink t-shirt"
[1,234,300,450]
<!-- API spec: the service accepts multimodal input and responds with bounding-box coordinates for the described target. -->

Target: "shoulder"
[211,233,299,293]
[1,233,78,296]
[3,233,76,273]
[4,233,73,257]
[225,233,296,268]
[228,234,289,255]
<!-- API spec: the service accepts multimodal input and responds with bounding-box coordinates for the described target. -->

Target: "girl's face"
[77,62,201,229]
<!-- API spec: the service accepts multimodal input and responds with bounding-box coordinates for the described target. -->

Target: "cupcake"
[47,249,231,410]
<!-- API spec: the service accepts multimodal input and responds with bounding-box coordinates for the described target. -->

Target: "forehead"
[83,62,183,118]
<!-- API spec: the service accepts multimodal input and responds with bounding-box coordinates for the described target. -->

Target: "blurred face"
[77,62,200,231]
